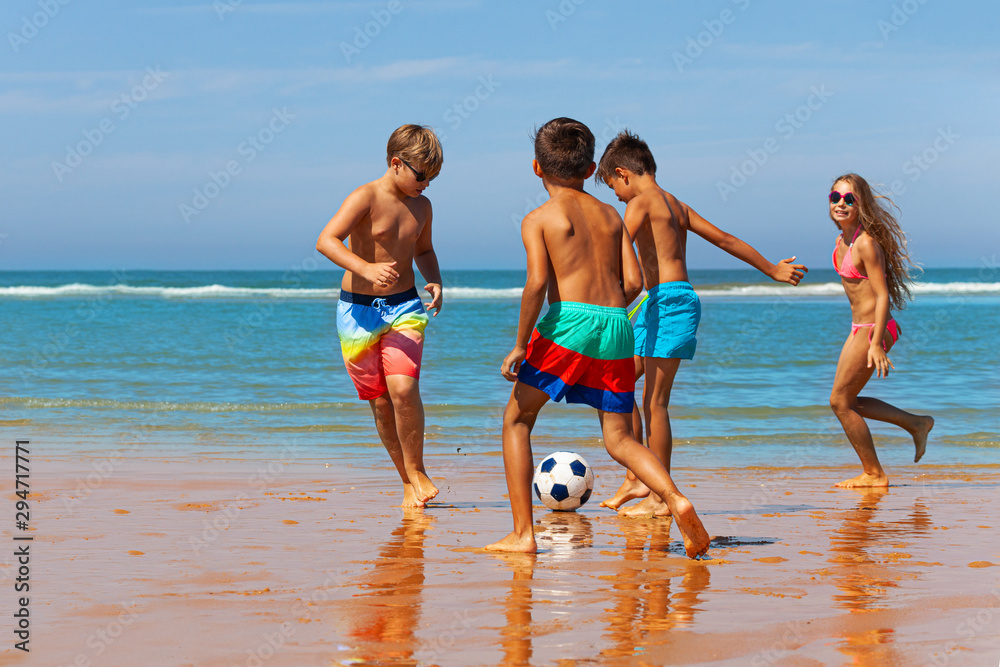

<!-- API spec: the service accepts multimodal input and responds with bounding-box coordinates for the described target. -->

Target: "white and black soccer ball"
[533,451,595,511]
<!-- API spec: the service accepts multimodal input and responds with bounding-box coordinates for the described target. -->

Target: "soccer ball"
[533,451,595,511]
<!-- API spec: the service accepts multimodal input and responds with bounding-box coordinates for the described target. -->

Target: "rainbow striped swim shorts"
[337,287,429,400]
[517,301,635,413]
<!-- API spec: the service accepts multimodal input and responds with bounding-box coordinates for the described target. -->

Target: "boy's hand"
[867,344,894,378]
[363,261,399,288]
[500,347,526,382]
[772,256,807,285]
[423,283,443,316]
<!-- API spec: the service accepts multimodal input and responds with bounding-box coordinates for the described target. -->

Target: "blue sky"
[2,0,998,270]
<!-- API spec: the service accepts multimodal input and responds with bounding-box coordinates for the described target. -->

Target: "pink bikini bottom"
[850,318,900,351]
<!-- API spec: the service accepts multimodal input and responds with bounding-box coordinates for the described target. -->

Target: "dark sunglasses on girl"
[829,191,856,206]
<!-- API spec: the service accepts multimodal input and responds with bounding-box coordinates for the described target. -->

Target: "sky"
[2,0,998,271]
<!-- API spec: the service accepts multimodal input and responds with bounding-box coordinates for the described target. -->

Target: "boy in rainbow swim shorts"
[596,130,807,518]
[485,118,710,559]
[317,124,444,508]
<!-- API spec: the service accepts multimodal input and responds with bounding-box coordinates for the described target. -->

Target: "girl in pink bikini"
[828,173,934,488]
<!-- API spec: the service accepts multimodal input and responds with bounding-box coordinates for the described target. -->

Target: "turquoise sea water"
[1,268,997,467]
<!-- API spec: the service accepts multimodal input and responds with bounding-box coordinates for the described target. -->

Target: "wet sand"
[1,449,999,666]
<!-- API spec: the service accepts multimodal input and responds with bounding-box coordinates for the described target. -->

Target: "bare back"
[534,190,629,307]
[626,188,691,287]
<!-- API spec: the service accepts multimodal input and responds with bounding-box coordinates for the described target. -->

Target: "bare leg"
[831,332,888,488]
[601,356,651,510]
[485,382,549,553]
[384,374,439,504]
[368,393,425,508]
[599,410,709,559]
[856,398,934,462]
[620,357,681,518]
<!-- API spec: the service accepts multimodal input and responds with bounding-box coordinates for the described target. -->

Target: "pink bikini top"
[833,226,868,280]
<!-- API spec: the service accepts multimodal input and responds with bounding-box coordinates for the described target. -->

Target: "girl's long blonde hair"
[831,173,917,311]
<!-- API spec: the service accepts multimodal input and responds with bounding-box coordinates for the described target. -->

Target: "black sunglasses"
[399,158,430,183]
[829,191,856,206]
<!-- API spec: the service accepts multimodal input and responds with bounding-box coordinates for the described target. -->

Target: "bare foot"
[911,415,934,463]
[618,495,671,519]
[599,476,651,510]
[411,470,439,503]
[834,472,889,488]
[666,496,710,559]
[484,531,536,553]
[401,484,427,508]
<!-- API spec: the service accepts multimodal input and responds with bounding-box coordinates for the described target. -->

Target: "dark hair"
[532,117,595,180]
[596,130,656,183]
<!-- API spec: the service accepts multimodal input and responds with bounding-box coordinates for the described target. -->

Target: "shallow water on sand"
[1,268,997,469]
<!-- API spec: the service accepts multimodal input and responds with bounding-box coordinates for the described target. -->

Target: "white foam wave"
[1,281,997,300]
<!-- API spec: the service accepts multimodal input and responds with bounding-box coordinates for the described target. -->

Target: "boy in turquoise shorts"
[596,130,807,517]
[485,118,710,558]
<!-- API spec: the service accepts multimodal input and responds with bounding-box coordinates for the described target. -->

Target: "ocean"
[2,268,997,468]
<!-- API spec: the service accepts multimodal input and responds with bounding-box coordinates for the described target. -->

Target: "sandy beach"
[1,447,997,667]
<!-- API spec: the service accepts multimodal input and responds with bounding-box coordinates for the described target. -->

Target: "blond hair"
[831,173,917,310]
[386,124,443,180]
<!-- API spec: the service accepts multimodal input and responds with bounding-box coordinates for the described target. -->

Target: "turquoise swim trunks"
[633,281,701,359]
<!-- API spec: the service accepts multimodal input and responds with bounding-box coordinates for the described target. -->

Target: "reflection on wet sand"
[492,553,536,667]
[829,488,933,664]
[601,518,711,659]
[345,510,434,665]
[536,511,593,558]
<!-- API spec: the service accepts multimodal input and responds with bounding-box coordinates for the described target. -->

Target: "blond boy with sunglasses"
[317,124,444,507]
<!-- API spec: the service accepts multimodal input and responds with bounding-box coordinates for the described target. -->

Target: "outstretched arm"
[685,205,806,285]
[316,187,399,287]
[501,213,548,381]
[857,238,894,378]
[414,204,443,316]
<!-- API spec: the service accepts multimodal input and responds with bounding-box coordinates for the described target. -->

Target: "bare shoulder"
[411,193,432,218]
[352,180,379,200]
[626,191,655,215]
[658,189,691,226]
[521,202,551,231]
[592,194,623,220]
[854,232,884,259]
